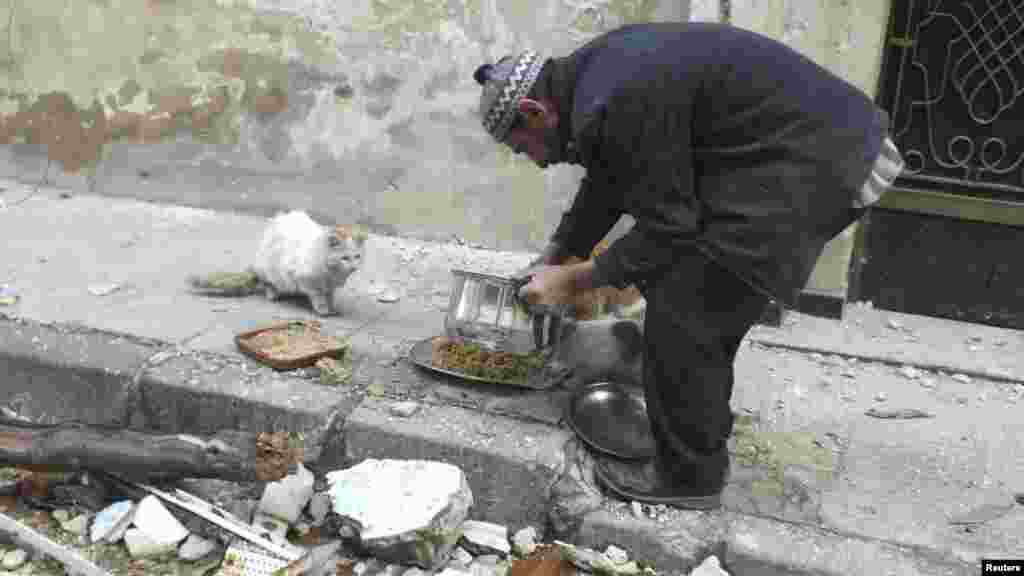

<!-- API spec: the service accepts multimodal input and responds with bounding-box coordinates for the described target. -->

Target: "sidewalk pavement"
[0,184,1021,575]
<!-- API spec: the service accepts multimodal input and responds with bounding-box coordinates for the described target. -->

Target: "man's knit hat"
[473,50,546,142]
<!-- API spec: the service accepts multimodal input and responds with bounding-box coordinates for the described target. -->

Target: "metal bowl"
[565,381,656,460]
[444,268,567,355]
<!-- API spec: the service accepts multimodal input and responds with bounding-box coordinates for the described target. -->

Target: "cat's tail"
[186,269,263,296]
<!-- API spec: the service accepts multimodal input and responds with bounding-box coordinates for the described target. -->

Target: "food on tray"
[431,336,545,383]
[240,321,345,363]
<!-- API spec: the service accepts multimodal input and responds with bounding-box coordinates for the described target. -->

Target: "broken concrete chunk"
[511,526,538,557]
[689,555,730,576]
[132,495,190,547]
[178,533,218,561]
[460,520,510,557]
[604,545,629,565]
[125,527,178,558]
[91,500,135,544]
[259,462,315,524]
[326,459,474,569]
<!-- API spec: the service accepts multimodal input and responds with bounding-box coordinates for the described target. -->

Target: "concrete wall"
[729,0,892,296]
[0,0,687,252]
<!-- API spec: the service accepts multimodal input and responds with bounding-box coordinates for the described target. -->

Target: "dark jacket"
[547,22,889,306]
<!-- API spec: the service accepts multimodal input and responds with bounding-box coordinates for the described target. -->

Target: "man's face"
[502,99,559,168]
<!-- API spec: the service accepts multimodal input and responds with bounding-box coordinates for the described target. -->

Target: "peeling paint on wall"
[0,0,342,173]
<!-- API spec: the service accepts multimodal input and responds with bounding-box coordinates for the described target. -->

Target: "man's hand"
[517,260,597,308]
[514,242,570,280]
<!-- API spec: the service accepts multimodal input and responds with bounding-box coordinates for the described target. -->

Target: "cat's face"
[325,225,367,281]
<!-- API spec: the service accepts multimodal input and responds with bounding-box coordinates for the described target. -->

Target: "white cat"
[188,210,367,316]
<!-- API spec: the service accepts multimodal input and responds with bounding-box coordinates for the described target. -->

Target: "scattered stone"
[91,500,135,544]
[953,374,972,384]
[131,495,189,549]
[630,501,644,518]
[61,514,90,535]
[874,391,888,402]
[604,545,629,565]
[388,401,422,418]
[258,462,315,524]
[1,549,27,570]
[689,555,729,576]
[899,366,921,380]
[460,520,510,557]
[326,459,474,569]
[378,289,401,303]
[178,533,218,561]
[307,492,332,525]
[511,526,538,557]
[450,547,474,567]
[919,377,938,389]
[87,282,122,297]
[864,408,933,419]
[124,527,177,558]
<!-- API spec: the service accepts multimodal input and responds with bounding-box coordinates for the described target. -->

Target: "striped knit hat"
[473,50,546,142]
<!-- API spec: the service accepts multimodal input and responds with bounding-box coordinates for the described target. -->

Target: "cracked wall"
[0,0,688,252]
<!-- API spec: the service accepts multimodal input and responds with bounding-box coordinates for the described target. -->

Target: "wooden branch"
[0,418,300,483]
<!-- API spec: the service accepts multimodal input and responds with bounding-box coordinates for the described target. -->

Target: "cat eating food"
[187,210,367,316]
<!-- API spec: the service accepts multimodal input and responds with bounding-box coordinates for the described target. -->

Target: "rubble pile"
[0,460,728,576]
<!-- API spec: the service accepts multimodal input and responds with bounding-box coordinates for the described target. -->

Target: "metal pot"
[444,269,570,356]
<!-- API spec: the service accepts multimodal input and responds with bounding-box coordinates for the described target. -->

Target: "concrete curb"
[0,314,987,576]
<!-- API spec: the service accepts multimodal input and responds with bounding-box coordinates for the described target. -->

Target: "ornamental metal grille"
[878,0,1024,201]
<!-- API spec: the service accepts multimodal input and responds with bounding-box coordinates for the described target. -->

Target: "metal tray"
[408,336,553,390]
[565,381,656,460]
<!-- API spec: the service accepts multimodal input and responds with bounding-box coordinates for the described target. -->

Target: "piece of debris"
[630,502,644,519]
[460,520,510,557]
[952,373,972,384]
[378,289,401,303]
[0,285,17,306]
[948,500,1016,526]
[125,527,178,558]
[91,500,136,544]
[604,545,629,565]
[899,366,921,380]
[865,408,933,420]
[326,459,474,569]
[689,555,729,576]
[511,526,538,558]
[450,546,474,567]
[510,545,569,576]
[178,533,219,561]
[388,401,422,418]
[555,541,651,575]
[258,462,315,525]
[1,548,27,570]
[87,282,122,297]
[131,495,190,550]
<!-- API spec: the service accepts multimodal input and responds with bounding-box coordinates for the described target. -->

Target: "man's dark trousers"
[641,246,772,491]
